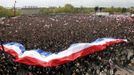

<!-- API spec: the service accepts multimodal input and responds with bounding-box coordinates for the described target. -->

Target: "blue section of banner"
[5,42,25,53]
[36,49,52,57]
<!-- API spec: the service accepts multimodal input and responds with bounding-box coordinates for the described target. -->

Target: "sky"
[0,0,134,8]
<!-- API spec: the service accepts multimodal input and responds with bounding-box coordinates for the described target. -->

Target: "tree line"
[0,6,20,17]
[40,4,134,15]
[1,4,134,17]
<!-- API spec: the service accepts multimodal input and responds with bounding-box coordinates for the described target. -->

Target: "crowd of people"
[0,14,134,75]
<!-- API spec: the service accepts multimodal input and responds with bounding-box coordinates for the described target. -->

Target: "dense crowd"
[0,14,134,75]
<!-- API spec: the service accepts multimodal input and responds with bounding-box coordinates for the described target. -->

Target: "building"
[95,12,110,16]
[21,7,42,15]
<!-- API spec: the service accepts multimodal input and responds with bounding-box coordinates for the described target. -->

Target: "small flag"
[0,38,127,67]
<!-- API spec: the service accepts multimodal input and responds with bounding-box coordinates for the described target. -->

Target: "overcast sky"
[0,0,134,8]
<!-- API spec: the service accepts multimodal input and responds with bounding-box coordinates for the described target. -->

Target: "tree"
[129,7,134,13]
[63,4,74,13]
[122,8,127,13]
[94,6,99,12]
[99,7,103,12]
[0,6,19,17]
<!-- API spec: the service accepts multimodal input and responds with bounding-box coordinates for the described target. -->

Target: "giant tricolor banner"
[0,38,127,67]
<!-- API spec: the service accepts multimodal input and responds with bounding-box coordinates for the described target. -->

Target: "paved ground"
[116,68,134,75]
[115,62,134,75]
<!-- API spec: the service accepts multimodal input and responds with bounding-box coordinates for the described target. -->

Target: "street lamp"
[13,0,17,16]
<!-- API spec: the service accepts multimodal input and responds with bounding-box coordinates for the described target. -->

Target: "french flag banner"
[0,38,127,67]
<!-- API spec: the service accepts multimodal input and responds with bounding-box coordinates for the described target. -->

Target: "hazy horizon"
[0,0,134,8]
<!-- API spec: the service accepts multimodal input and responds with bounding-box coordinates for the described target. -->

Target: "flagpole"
[0,37,11,66]
[0,38,5,52]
